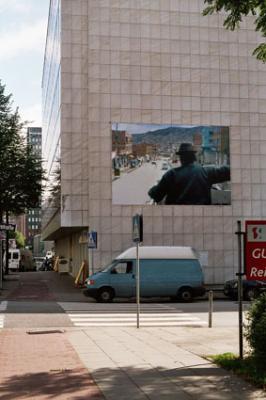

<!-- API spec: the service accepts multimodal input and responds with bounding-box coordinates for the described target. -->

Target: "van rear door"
[8,250,20,271]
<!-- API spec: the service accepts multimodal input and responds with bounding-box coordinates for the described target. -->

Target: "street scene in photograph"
[112,123,231,205]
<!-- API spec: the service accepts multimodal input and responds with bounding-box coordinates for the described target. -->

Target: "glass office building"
[26,127,42,243]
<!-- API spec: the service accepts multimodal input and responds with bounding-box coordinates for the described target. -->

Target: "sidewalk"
[68,327,265,400]
[0,271,265,399]
[0,329,104,400]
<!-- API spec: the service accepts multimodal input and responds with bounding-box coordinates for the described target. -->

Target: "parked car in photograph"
[224,278,266,301]
[161,162,169,170]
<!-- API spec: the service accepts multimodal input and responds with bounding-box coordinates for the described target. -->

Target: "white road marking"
[67,312,207,327]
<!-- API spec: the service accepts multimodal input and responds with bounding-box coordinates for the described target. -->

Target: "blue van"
[84,246,205,302]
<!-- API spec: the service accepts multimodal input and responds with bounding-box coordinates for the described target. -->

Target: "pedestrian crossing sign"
[88,231,97,249]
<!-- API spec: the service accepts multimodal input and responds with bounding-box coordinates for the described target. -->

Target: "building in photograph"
[42,0,266,284]
[26,127,42,247]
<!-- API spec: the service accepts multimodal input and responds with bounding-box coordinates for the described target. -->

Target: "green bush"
[245,293,266,367]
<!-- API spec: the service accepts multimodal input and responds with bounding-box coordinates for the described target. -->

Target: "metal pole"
[87,247,90,276]
[91,249,94,275]
[0,243,2,290]
[136,242,140,328]
[208,290,213,328]
[237,220,244,359]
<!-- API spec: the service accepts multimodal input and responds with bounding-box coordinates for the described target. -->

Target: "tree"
[48,159,61,209]
[9,230,26,248]
[203,0,266,62]
[0,80,44,221]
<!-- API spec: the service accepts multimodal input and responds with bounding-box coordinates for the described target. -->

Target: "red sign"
[245,220,266,281]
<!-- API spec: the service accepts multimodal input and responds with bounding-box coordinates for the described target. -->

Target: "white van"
[84,246,205,302]
[7,249,20,271]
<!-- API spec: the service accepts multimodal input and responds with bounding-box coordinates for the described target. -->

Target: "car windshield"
[101,260,119,272]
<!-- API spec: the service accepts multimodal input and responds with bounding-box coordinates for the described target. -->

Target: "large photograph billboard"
[112,123,231,205]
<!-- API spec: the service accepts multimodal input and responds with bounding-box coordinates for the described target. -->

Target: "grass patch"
[209,353,266,390]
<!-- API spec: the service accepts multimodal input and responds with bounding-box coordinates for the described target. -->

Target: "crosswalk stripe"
[68,313,193,317]
[71,316,201,322]
[0,315,5,328]
[0,301,7,329]
[67,312,207,327]
[72,321,206,327]
[0,301,7,312]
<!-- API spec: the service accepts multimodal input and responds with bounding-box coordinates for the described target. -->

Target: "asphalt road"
[0,271,251,330]
[112,160,170,204]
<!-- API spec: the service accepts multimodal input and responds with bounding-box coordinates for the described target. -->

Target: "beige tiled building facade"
[42,0,266,284]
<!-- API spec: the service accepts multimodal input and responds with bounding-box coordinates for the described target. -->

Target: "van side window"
[112,261,133,274]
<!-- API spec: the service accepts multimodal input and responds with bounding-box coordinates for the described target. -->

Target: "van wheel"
[178,287,193,302]
[97,288,114,303]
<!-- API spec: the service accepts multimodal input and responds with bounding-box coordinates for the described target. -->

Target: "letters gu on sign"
[245,221,266,281]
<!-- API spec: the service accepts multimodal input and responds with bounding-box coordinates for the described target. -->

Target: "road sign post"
[88,231,97,275]
[235,220,245,359]
[132,214,143,329]
[0,221,16,276]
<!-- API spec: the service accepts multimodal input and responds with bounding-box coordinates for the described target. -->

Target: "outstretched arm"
[206,165,230,184]
[148,175,168,203]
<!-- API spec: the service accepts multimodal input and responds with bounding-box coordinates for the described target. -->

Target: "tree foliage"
[203,0,266,62]
[245,293,266,368]
[0,80,45,221]
[9,230,26,248]
[48,159,61,209]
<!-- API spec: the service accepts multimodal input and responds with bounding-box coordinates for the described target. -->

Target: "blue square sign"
[88,231,97,249]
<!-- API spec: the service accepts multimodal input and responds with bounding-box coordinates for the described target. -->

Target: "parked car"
[34,257,45,271]
[224,278,266,301]
[161,162,169,170]
[84,246,205,302]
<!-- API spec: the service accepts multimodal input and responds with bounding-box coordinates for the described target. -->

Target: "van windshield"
[102,260,118,272]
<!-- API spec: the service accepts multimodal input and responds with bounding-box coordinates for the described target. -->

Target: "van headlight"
[86,279,95,285]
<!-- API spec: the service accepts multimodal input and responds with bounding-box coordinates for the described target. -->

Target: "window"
[112,261,133,274]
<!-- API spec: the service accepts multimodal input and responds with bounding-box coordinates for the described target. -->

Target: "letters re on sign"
[245,220,266,281]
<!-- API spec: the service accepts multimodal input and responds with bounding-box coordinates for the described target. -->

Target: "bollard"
[208,290,213,328]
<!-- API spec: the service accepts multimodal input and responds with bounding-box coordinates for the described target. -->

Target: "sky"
[0,0,50,127]
[112,123,198,134]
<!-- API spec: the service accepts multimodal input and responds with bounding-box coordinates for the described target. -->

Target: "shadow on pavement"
[81,365,261,399]
[0,368,103,400]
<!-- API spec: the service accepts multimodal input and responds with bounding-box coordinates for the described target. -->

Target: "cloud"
[0,19,47,60]
[0,0,33,14]
[20,103,42,127]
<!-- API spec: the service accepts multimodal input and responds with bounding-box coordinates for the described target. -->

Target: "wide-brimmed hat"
[176,143,197,155]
